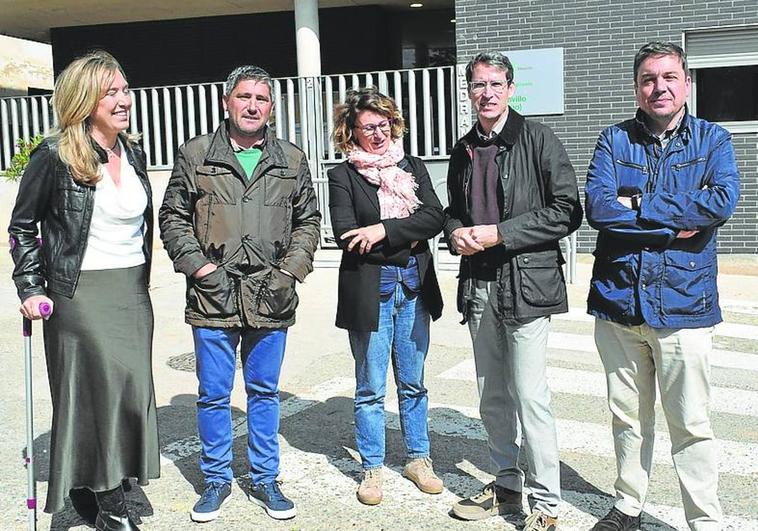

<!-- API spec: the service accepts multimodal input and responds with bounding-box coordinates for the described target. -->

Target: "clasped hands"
[451,225,502,256]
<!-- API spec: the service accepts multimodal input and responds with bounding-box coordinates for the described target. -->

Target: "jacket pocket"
[264,169,297,206]
[517,250,566,307]
[672,157,706,171]
[58,186,86,212]
[661,251,713,316]
[196,166,239,204]
[259,267,299,321]
[188,267,236,317]
[615,160,648,172]
[588,253,635,317]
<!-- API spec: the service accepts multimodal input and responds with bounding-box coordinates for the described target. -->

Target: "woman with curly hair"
[328,87,445,505]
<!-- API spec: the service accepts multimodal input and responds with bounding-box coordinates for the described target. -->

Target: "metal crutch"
[23,301,51,531]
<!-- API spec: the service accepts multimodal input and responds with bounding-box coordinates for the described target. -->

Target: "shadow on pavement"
[278,398,676,530]
[27,431,154,530]
[156,393,250,495]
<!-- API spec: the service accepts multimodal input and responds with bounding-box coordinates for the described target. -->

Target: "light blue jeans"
[193,326,287,486]
[348,284,431,470]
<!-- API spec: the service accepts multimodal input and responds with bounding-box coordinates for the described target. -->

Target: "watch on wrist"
[631,194,642,210]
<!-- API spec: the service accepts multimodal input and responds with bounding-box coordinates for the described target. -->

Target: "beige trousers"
[594,318,722,531]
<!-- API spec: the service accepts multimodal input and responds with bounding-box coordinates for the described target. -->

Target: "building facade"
[1,0,756,253]
[455,0,758,253]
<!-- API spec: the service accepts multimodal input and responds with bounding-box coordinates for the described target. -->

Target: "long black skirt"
[42,264,160,513]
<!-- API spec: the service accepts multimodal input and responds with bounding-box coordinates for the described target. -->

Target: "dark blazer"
[328,155,444,331]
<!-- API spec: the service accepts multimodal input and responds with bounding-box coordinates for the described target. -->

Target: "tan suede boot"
[356,468,383,505]
[402,457,444,494]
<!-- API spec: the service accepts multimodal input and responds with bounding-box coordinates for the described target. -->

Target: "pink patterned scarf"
[347,139,421,219]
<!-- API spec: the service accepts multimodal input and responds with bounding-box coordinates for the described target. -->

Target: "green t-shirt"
[235,147,263,180]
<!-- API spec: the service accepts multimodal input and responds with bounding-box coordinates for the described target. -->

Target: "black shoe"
[69,488,98,525]
[95,486,140,531]
[591,507,641,530]
[95,511,140,531]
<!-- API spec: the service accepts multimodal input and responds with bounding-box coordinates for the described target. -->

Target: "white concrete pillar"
[294,0,322,77]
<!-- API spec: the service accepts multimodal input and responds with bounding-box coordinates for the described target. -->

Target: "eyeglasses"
[469,80,510,94]
[354,119,393,136]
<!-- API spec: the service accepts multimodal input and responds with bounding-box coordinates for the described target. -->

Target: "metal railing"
[0,95,54,170]
[0,65,577,281]
[0,66,457,172]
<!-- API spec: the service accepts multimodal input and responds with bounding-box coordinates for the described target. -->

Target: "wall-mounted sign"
[503,47,564,116]
[457,47,565,124]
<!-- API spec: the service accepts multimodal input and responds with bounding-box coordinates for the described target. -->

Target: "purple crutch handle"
[27,498,37,509]
[39,303,52,318]
[22,302,52,336]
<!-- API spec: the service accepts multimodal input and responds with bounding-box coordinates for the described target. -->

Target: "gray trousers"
[467,279,561,516]
[594,318,721,530]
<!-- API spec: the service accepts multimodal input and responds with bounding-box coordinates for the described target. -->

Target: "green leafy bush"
[4,135,44,182]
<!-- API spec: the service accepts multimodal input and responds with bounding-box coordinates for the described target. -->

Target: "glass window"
[695,65,758,122]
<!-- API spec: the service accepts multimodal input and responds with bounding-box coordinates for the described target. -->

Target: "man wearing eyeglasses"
[444,52,582,531]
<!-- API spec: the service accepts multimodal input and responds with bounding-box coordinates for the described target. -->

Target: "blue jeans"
[348,284,431,470]
[192,326,287,485]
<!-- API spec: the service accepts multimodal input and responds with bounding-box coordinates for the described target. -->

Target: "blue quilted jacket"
[585,110,740,329]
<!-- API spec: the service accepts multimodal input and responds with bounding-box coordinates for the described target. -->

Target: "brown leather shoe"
[402,457,444,494]
[356,468,383,505]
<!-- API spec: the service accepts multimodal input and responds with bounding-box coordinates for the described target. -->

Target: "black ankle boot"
[95,485,140,531]
[69,487,98,524]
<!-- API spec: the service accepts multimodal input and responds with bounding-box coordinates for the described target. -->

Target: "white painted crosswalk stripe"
[384,401,757,476]
[556,307,758,343]
[445,459,757,530]
[281,444,758,530]
[720,298,758,316]
[547,331,758,371]
[438,360,758,417]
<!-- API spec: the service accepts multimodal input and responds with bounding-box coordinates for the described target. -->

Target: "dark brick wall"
[455,0,758,254]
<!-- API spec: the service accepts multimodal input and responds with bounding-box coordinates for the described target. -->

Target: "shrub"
[3,135,44,182]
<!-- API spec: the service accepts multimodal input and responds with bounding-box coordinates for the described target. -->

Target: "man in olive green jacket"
[159,65,320,523]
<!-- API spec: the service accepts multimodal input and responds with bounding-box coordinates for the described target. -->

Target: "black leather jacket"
[8,135,153,302]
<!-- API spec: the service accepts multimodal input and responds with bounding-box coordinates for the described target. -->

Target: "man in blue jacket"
[585,41,740,531]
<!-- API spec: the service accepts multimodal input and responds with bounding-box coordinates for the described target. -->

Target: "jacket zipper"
[615,159,648,172]
[202,194,214,248]
[672,157,706,170]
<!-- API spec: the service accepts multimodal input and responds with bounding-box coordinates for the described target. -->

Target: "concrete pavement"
[1,250,756,530]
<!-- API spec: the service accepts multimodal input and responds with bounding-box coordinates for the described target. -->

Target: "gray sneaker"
[451,482,522,520]
[524,510,559,531]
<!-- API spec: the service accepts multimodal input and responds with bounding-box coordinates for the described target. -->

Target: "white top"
[80,140,148,271]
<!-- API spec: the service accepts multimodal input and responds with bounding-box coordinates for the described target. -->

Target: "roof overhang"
[0,0,454,43]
